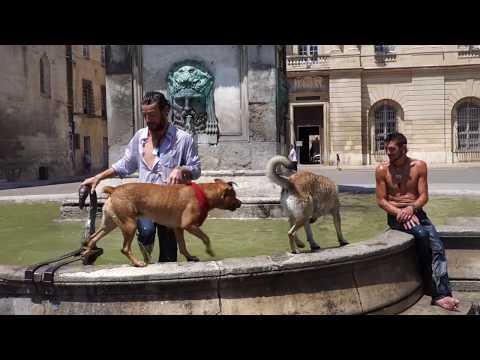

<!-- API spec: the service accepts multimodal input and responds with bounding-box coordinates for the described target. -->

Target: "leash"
[82,187,98,245]
[24,185,103,294]
[189,182,209,226]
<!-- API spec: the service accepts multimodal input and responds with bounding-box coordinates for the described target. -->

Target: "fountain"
[0,46,479,314]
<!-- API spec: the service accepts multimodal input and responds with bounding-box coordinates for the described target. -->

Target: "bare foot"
[434,296,460,311]
[132,260,147,267]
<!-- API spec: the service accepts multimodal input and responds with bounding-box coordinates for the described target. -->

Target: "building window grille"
[374,104,397,152]
[298,45,318,56]
[82,79,95,115]
[457,101,480,151]
[374,45,395,54]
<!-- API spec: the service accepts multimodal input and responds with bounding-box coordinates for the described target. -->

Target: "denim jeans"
[137,217,177,262]
[388,210,452,303]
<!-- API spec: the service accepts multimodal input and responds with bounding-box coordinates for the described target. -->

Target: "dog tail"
[103,186,116,196]
[266,155,294,190]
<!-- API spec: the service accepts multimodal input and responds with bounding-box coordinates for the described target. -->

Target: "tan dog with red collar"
[81,179,242,267]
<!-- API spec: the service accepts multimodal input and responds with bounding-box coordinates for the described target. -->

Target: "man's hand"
[403,214,420,230]
[81,176,101,192]
[396,206,415,223]
[167,167,192,185]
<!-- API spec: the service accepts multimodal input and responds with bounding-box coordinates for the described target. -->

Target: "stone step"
[399,291,480,315]
[451,280,480,292]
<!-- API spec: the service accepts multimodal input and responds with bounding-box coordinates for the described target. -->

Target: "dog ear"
[227,181,238,188]
[214,178,223,183]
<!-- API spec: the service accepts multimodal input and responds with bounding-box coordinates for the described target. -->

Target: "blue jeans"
[388,210,452,303]
[137,218,177,262]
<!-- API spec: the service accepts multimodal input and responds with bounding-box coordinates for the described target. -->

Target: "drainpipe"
[66,45,75,173]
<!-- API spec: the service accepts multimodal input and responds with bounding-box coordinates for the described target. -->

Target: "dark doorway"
[297,126,320,164]
[38,166,49,180]
[294,105,323,164]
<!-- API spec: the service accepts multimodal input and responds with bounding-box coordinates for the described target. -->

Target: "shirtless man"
[375,132,459,311]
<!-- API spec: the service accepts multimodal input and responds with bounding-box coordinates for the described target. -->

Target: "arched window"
[374,103,397,152]
[456,100,480,151]
[40,54,51,98]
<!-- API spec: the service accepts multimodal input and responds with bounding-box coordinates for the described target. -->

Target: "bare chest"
[143,139,156,169]
[386,170,418,195]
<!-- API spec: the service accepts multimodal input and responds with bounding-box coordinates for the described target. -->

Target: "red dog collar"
[189,182,209,226]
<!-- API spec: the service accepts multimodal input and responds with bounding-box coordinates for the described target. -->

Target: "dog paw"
[187,256,200,262]
[291,249,301,254]
[339,241,349,247]
[310,245,321,252]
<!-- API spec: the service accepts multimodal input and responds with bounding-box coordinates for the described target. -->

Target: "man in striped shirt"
[81,91,201,264]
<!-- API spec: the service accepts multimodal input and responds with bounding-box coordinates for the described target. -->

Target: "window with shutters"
[40,54,51,98]
[82,45,90,58]
[82,79,95,115]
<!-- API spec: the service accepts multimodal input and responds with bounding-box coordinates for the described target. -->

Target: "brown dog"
[266,155,348,253]
[81,179,242,267]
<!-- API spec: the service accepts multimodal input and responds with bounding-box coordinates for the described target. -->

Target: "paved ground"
[302,164,480,195]
[1,164,480,199]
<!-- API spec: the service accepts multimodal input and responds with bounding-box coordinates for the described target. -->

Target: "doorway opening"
[293,105,324,164]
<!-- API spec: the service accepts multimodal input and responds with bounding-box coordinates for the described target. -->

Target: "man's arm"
[395,161,429,224]
[412,160,429,209]
[167,135,201,184]
[81,167,117,192]
[375,165,402,217]
[181,135,201,180]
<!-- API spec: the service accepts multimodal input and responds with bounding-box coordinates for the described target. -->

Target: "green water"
[1,194,479,265]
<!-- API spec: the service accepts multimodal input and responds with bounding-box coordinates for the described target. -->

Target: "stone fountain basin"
[0,230,422,315]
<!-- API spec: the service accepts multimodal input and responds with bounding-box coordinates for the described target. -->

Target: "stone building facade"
[0,45,108,181]
[0,45,71,181]
[71,45,108,175]
[287,45,480,165]
[106,45,288,171]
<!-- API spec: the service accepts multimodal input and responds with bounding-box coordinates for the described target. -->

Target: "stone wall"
[105,46,135,165]
[0,45,72,181]
[107,45,286,171]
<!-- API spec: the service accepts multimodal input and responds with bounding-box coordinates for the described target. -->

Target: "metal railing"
[286,54,329,69]
[458,48,480,58]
